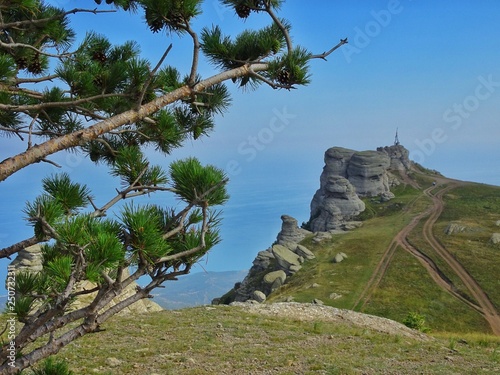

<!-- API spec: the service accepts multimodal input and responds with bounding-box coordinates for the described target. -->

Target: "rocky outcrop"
[219,219,317,304]
[309,176,365,232]
[377,144,412,171]
[276,215,311,245]
[8,244,163,314]
[308,145,411,232]
[219,144,412,305]
[444,222,468,235]
[347,150,391,197]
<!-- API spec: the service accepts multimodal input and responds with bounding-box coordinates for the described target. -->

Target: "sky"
[1,1,500,291]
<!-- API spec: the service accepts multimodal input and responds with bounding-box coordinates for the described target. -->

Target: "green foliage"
[24,195,65,239]
[31,356,74,375]
[42,173,91,214]
[266,46,312,86]
[121,203,172,263]
[200,22,289,87]
[110,146,168,187]
[403,312,430,333]
[141,0,202,33]
[45,256,73,287]
[169,157,229,206]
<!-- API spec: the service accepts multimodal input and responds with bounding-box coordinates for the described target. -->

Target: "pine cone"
[16,57,28,70]
[235,3,251,18]
[92,50,107,64]
[277,69,292,85]
[28,54,42,74]
[149,19,165,33]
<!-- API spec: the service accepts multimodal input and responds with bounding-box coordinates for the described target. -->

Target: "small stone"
[106,357,122,368]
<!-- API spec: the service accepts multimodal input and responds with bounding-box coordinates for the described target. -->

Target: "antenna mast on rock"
[394,128,400,146]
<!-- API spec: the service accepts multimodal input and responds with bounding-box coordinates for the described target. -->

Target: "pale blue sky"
[1,1,500,285]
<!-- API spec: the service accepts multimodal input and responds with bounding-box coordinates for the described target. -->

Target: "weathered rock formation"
[218,216,316,304]
[309,144,411,232]
[309,175,365,232]
[276,215,311,245]
[8,244,163,315]
[218,143,412,305]
[377,144,412,171]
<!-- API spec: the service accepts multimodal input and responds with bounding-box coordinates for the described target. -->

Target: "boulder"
[263,270,287,286]
[288,264,302,274]
[272,244,302,274]
[252,290,266,303]
[294,244,315,260]
[333,253,346,263]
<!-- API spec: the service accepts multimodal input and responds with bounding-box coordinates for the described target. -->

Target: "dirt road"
[354,179,500,335]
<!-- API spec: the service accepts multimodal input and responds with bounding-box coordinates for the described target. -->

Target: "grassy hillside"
[268,172,500,335]
[4,306,500,374]
[4,171,500,374]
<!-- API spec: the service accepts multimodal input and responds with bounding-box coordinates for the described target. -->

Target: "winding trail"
[353,179,500,335]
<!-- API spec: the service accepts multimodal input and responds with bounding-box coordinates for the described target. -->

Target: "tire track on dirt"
[355,179,500,335]
[422,183,500,335]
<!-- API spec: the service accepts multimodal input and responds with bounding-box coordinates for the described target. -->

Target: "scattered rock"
[333,253,347,263]
[444,223,467,235]
[496,220,500,227]
[106,357,122,368]
[312,232,333,243]
[490,233,500,245]
[253,290,266,303]
[329,293,342,300]
[312,299,324,305]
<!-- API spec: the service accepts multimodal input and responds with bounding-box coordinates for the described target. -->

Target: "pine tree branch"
[186,24,200,87]
[265,5,292,53]
[0,93,129,112]
[0,236,42,260]
[309,38,349,60]
[0,63,268,182]
[135,43,173,108]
